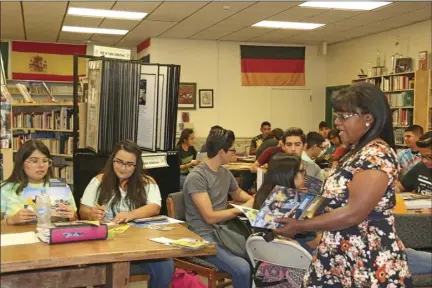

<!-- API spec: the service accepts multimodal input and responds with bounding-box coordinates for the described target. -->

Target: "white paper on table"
[405,199,432,210]
[1,232,40,246]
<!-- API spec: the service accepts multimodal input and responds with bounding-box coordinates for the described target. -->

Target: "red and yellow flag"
[11,41,87,81]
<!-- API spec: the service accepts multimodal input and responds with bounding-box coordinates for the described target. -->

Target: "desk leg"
[106,262,130,288]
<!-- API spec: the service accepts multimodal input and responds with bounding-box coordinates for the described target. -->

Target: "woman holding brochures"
[79,140,174,288]
[1,140,77,224]
[274,83,413,287]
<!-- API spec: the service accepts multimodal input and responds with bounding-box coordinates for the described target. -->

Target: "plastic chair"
[246,234,312,288]
[166,192,232,288]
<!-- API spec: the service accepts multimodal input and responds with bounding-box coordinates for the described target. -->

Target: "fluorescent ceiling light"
[62,26,128,35]
[299,2,391,11]
[252,21,325,30]
[68,7,147,20]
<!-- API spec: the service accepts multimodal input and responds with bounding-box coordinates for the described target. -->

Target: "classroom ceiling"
[1,1,431,47]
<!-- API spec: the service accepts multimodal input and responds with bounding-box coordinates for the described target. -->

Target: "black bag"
[212,217,252,259]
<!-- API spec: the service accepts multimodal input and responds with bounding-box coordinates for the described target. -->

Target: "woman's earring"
[366,122,370,127]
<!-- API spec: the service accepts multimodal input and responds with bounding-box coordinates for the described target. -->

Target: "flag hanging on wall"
[11,41,87,81]
[240,45,305,86]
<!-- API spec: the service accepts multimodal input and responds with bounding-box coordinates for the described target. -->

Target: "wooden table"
[224,162,253,172]
[1,224,216,287]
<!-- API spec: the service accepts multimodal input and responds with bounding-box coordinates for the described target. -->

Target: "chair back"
[166,192,186,221]
[394,213,432,249]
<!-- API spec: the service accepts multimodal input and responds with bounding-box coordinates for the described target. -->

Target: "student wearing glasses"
[79,139,174,288]
[1,140,77,225]
[183,129,254,288]
[398,131,432,195]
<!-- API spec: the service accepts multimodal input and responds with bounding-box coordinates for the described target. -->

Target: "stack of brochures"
[149,237,211,250]
[232,182,327,230]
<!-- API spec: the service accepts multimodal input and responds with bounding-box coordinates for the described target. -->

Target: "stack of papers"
[149,237,211,250]
[36,228,51,243]
[405,199,432,210]
[1,232,40,246]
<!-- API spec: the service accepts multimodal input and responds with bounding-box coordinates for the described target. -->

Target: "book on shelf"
[12,107,74,130]
[53,165,73,185]
[13,132,74,155]
[392,109,413,127]
[386,91,414,107]
[381,75,414,91]
[16,84,34,103]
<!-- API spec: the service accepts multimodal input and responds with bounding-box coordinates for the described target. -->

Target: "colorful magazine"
[232,185,328,230]
[22,186,72,213]
[303,175,323,195]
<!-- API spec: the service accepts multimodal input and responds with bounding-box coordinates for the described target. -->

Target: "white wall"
[326,20,432,86]
[150,38,327,137]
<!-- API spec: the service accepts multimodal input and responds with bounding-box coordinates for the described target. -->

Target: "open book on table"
[232,185,328,230]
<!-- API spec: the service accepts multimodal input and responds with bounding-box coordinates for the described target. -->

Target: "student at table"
[398,131,432,195]
[1,140,77,225]
[183,128,254,288]
[249,121,271,155]
[397,125,424,177]
[79,140,174,288]
[176,128,198,189]
[318,121,331,151]
[255,128,284,159]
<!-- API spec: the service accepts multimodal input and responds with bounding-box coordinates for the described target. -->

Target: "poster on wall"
[86,60,103,153]
[178,83,196,110]
[137,65,159,151]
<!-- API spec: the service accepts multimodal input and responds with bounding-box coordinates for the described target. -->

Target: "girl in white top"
[79,140,174,288]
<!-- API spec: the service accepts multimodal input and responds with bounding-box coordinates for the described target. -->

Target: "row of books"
[13,108,73,131]
[394,128,405,145]
[392,109,413,127]
[386,91,414,107]
[381,76,414,91]
[53,165,73,184]
[13,133,74,155]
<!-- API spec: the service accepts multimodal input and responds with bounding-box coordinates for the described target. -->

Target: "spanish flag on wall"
[240,45,305,86]
[11,41,87,81]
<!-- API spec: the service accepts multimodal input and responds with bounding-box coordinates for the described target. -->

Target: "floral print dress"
[303,141,412,288]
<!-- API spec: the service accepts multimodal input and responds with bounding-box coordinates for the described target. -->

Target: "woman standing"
[1,140,77,224]
[79,140,174,288]
[176,128,198,188]
[275,83,412,287]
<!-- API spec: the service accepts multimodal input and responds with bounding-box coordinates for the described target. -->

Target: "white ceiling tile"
[146,2,209,22]
[268,6,327,22]
[91,34,123,46]
[249,29,301,42]
[23,2,67,42]
[191,2,301,40]
[69,2,115,9]
[220,26,272,41]
[304,9,363,24]
[0,2,25,40]
[63,15,103,28]
[112,1,162,13]
[160,2,255,39]
[58,32,90,42]
[99,19,139,30]
[116,20,177,46]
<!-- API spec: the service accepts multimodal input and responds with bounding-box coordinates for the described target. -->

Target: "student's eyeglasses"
[113,159,136,169]
[228,148,236,154]
[25,158,52,167]
[333,112,363,121]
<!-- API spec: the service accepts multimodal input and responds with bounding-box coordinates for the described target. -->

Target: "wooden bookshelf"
[11,128,73,133]
[11,102,73,107]
[12,150,73,158]
[382,89,414,93]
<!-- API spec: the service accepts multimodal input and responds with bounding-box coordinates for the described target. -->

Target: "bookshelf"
[353,70,431,146]
[7,79,76,185]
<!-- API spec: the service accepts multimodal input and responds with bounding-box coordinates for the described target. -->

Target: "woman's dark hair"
[416,131,432,148]
[253,153,301,209]
[206,129,235,158]
[332,82,395,154]
[176,128,194,147]
[328,129,342,144]
[97,140,151,215]
[2,140,52,194]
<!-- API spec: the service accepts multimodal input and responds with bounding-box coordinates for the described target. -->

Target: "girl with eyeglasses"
[79,139,174,288]
[1,140,77,225]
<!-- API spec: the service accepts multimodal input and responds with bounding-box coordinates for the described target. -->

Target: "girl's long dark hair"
[2,140,52,194]
[253,153,301,209]
[176,128,194,147]
[97,140,150,214]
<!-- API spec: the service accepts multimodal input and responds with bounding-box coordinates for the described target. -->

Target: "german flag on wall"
[11,41,87,81]
[240,45,305,86]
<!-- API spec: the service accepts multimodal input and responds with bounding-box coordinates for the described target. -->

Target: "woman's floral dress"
[303,141,412,287]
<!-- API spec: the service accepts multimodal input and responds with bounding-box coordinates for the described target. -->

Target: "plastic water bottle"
[36,188,52,228]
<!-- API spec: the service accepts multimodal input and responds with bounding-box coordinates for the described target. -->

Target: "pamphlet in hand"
[303,175,323,195]
[231,185,328,230]
[22,186,72,213]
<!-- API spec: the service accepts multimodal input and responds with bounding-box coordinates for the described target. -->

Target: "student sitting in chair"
[79,140,174,288]
[249,121,272,155]
[1,140,77,225]
[183,128,254,288]
[397,125,424,177]
[176,128,199,189]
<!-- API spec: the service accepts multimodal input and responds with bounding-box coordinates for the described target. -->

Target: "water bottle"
[36,188,52,228]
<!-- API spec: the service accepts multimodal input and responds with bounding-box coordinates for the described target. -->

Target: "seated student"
[79,140,174,288]
[249,121,271,155]
[176,128,198,189]
[1,140,77,224]
[251,128,323,180]
[326,129,345,161]
[398,131,432,195]
[318,121,331,151]
[255,128,284,159]
[398,125,424,177]
[199,125,223,153]
[183,129,254,288]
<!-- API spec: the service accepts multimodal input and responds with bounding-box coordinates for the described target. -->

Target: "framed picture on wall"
[178,82,196,110]
[199,89,214,108]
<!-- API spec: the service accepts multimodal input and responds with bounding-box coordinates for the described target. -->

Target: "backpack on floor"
[171,269,206,288]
